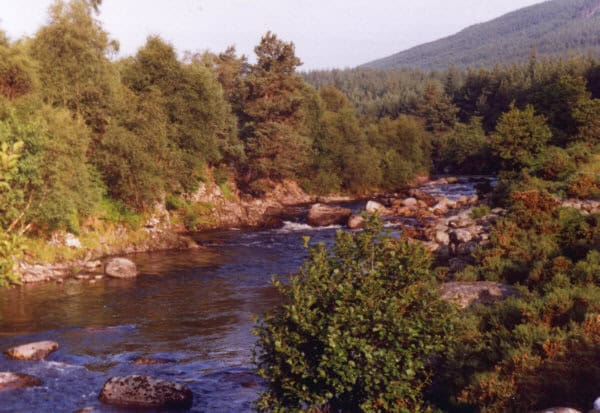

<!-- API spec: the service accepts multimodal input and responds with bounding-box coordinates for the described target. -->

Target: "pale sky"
[1,0,544,70]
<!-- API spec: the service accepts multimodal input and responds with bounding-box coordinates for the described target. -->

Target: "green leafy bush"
[254,218,457,412]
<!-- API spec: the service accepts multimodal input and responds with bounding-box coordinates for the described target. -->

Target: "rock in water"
[0,372,42,391]
[104,258,138,279]
[99,375,193,409]
[347,214,365,229]
[365,200,385,213]
[307,204,352,227]
[5,340,59,360]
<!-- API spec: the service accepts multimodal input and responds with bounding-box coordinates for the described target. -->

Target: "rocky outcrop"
[0,372,42,391]
[133,357,175,365]
[561,198,600,214]
[307,204,352,227]
[440,281,518,309]
[5,340,59,360]
[99,375,193,409]
[105,258,138,279]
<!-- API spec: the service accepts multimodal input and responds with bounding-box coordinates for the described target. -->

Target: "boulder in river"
[439,281,518,309]
[0,372,42,391]
[365,200,386,214]
[307,204,352,227]
[133,357,176,365]
[99,375,193,409]
[347,214,365,229]
[5,340,59,361]
[105,258,138,279]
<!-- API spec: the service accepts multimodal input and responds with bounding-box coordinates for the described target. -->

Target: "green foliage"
[254,218,457,412]
[0,141,25,286]
[469,205,491,220]
[242,32,312,181]
[434,117,492,174]
[491,104,552,170]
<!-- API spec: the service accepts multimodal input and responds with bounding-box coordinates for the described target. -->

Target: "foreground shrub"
[254,218,457,412]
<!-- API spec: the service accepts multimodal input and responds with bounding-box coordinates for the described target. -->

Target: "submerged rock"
[99,375,193,409]
[307,204,352,227]
[439,282,518,309]
[133,357,176,365]
[0,372,42,391]
[5,340,59,361]
[365,200,386,214]
[104,258,138,279]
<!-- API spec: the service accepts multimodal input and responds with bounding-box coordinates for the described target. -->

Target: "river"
[0,178,484,413]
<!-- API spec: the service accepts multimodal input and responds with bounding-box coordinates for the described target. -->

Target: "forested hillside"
[363,0,600,70]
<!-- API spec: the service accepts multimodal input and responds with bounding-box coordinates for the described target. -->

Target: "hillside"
[363,0,600,70]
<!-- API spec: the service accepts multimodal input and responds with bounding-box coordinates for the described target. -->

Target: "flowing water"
[0,178,486,413]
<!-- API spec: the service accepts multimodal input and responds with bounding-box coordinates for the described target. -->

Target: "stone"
[133,357,175,365]
[99,375,193,409]
[65,233,82,249]
[347,215,365,230]
[105,258,138,279]
[435,231,450,245]
[5,340,59,360]
[84,260,102,270]
[439,282,518,309]
[401,197,418,207]
[365,200,386,213]
[0,372,42,391]
[307,204,352,227]
[451,229,473,244]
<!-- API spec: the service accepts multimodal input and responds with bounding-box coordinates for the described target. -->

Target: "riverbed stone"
[435,231,450,245]
[133,357,176,365]
[5,340,59,360]
[99,375,193,409]
[307,204,352,227]
[0,372,42,391]
[347,214,365,229]
[105,258,138,279]
[439,281,518,309]
[365,200,386,213]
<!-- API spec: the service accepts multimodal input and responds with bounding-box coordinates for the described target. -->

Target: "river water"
[0,178,484,413]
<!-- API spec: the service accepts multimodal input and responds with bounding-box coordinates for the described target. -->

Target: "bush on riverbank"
[254,218,458,412]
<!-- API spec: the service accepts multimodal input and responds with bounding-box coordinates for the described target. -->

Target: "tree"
[415,80,458,133]
[491,104,552,170]
[122,36,240,192]
[242,32,311,180]
[30,0,119,133]
[254,218,456,412]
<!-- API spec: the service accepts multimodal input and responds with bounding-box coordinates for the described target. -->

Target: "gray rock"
[440,281,518,309]
[307,204,352,227]
[401,197,418,207]
[5,340,59,360]
[435,231,450,245]
[105,258,138,279]
[99,375,193,409]
[451,229,473,243]
[347,214,365,230]
[365,200,386,213]
[0,372,42,391]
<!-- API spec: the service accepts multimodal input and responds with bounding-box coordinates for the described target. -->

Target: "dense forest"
[363,0,600,70]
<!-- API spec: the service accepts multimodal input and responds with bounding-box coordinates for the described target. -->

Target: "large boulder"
[105,258,138,279]
[0,372,42,391]
[439,282,518,309]
[99,375,193,409]
[5,340,59,360]
[307,204,352,227]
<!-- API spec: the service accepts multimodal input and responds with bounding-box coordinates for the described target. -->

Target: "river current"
[0,178,483,413]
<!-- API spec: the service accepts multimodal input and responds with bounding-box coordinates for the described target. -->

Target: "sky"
[0,0,544,70]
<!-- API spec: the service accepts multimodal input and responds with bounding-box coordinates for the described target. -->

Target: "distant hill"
[362,0,600,70]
